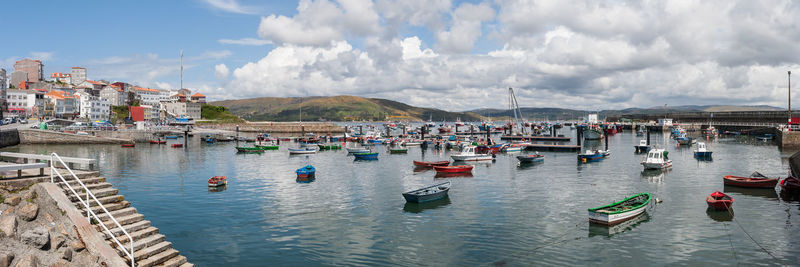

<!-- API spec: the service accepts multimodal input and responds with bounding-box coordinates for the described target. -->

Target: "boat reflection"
[413,166,433,173]
[779,191,800,202]
[516,161,542,169]
[588,212,650,237]
[402,197,451,213]
[706,207,734,222]
[434,172,474,179]
[208,185,227,193]
[640,169,667,183]
[296,176,316,183]
[723,185,778,199]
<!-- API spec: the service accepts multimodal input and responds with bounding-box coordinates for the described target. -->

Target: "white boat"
[505,146,523,152]
[641,149,672,169]
[346,147,370,153]
[289,147,317,154]
[693,142,712,157]
[588,193,652,225]
[451,145,493,161]
[634,139,651,153]
[403,141,422,146]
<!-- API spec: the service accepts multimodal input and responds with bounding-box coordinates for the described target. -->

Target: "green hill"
[210,95,484,122]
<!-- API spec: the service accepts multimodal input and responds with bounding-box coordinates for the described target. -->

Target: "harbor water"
[4,130,800,266]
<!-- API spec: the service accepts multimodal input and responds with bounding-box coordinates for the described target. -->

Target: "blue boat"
[204,135,215,143]
[578,150,605,162]
[353,152,379,160]
[165,135,179,139]
[296,165,316,182]
[693,142,713,158]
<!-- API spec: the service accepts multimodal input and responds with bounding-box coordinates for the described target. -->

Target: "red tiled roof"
[191,93,205,97]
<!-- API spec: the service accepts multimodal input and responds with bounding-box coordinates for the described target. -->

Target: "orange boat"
[433,165,473,173]
[706,191,733,210]
[723,175,778,188]
[413,160,450,167]
[208,176,227,187]
[149,140,166,144]
[121,144,135,148]
[171,144,183,148]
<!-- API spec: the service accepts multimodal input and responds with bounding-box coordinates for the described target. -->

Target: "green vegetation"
[111,106,129,124]
[201,104,245,123]
[210,95,484,122]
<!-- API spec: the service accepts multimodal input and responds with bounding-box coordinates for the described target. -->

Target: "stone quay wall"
[0,129,20,148]
[18,130,132,145]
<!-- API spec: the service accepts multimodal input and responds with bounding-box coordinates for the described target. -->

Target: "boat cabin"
[645,149,668,162]
[696,142,708,152]
[639,140,648,146]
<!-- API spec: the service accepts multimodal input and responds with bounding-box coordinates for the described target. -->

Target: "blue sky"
[2,0,799,111]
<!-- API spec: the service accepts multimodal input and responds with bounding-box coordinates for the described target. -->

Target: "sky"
[1,0,799,111]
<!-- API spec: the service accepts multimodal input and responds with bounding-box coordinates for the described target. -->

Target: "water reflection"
[588,212,650,238]
[402,197,451,213]
[724,185,778,199]
[208,185,227,193]
[434,172,474,179]
[706,208,734,222]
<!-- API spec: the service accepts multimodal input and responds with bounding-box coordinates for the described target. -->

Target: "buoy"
[656,198,663,203]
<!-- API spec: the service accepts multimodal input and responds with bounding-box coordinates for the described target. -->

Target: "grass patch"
[201,104,245,123]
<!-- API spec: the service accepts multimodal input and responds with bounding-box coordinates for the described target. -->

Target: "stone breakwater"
[18,129,132,145]
[204,122,346,134]
[0,130,20,148]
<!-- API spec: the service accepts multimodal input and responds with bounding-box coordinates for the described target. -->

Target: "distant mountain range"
[210,95,783,122]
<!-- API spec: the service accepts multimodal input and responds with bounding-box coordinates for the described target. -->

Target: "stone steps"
[60,175,191,266]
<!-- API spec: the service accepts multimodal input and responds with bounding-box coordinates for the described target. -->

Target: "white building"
[99,86,125,106]
[0,68,7,89]
[71,67,86,85]
[76,92,110,121]
[132,87,162,106]
[5,89,30,116]
[163,101,201,119]
[587,114,599,124]
[45,90,78,119]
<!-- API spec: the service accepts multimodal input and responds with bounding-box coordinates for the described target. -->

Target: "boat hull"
[353,153,379,160]
[723,175,779,188]
[121,144,135,148]
[578,154,604,162]
[583,129,603,140]
[346,148,370,153]
[451,155,493,161]
[413,161,450,167]
[433,165,473,173]
[642,161,672,170]
[588,193,651,225]
[634,145,651,153]
[694,151,713,158]
[780,176,800,194]
[516,155,544,163]
[589,206,647,225]
[706,197,733,210]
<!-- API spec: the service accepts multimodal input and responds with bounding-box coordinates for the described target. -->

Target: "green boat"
[236,146,265,153]
[317,144,342,150]
[389,148,408,154]
[255,144,280,150]
[588,192,651,225]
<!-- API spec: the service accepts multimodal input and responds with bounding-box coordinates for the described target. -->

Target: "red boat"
[779,176,800,194]
[208,176,227,187]
[413,160,450,167]
[171,144,183,148]
[723,175,779,188]
[434,172,474,178]
[433,165,473,173]
[149,140,166,144]
[121,144,135,148]
[706,191,733,210]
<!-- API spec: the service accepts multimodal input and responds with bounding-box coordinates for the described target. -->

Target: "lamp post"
[789,71,792,123]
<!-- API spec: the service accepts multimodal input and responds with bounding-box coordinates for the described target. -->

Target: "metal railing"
[50,153,134,266]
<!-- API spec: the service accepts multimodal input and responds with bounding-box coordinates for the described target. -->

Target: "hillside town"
[0,58,206,125]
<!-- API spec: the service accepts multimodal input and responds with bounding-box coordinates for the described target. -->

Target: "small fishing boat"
[583,126,603,140]
[204,135,215,143]
[636,130,645,137]
[517,154,545,163]
[295,165,316,179]
[676,136,693,145]
[779,176,800,194]
[389,147,408,154]
[236,146,265,153]
[402,182,451,203]
[353,152,379,160]
[288,147,317,154]
[255,144,279,150]
[121,143,135,148]
[208,176,227,187]
[578,150,605,163]
[755,134,774,141]
[149,140,166,144]
[451,145,493,161]
[171,144,183,148]
[723,172,779,188]
[413,160,450,167]
[433,165,473,173]
[346,147,370,154]
[317,144,342,150]
[634,140,651,153]
[504,146,523,152]
[693,142,712,158]
[706,191,733,210]
[588,192,652,225]
[641,149,672,170]
[404,141,422,146]
[165,135,179,139]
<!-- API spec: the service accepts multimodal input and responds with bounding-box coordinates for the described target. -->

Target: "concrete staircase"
[58,176,193,267]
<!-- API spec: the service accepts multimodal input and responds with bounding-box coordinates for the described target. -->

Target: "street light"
[789,70,792,123]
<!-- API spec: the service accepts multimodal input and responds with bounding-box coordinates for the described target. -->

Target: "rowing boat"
[413,160,450,167]
[402,182,451,203]
[706,191,733,210]
[588,193,651,225]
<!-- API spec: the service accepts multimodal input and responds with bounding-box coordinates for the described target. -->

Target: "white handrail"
[50,153,135,266]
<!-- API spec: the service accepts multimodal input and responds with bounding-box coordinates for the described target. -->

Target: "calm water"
[4,130,800,266]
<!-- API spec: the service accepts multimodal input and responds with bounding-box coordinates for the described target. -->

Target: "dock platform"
[501,135,571,142]
[524,144,581,152]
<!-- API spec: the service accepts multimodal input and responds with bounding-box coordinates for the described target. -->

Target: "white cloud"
[155,82,173,89]
[215,64,229,79]
[197,50,232,60]
[30,52,54,61]
[201,0,258,15]
[223,0,800,110]
[218,38,273,46]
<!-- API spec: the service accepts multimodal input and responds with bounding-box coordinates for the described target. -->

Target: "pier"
[523,144,581,152]
[500,135,571,142]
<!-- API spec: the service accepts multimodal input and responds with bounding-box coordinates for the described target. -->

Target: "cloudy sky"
[2,0,798,111]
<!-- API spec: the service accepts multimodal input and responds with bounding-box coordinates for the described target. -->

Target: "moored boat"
[353,152,379,160]
[346,147,370,154]
[208,176,227,187]
[149,140,166,144]
[588,192,652,225]
[402,182,451,203]
[723,172,779,188]
[693,142,712,158]
[641,149,672,170]
[289,147,317,154]
[236,146,265,153]
[317,144,342,150]
[389,147,408,154]
[517,154,545,163]
[413,160,450,167]
[171,144,183,148]
[165,135,179,139]
[295,165,316,179]
[254,144,279,150]
[433,165,473,173]
[706,191,733,210]
[578,150,604,162]
[583,126,603,140]
[121,143,135,148]
[451,145,493,161]
[779,176,800,195]
[634,139,651,153]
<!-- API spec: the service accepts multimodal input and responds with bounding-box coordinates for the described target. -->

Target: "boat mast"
[509,87,525,134]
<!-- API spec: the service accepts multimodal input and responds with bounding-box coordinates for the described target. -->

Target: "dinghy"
[723,172,778,188]
[433,165,473,173]
[588,192,652,225]
[208,176,227,187]
[289,147,317,154]
[402,182,451,203]
[413,160,450,167]
[706,191,733,210]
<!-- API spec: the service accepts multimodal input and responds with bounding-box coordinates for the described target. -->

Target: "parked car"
[2,118,12,125]
[19,118,28,124]
[65,122,88,131]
